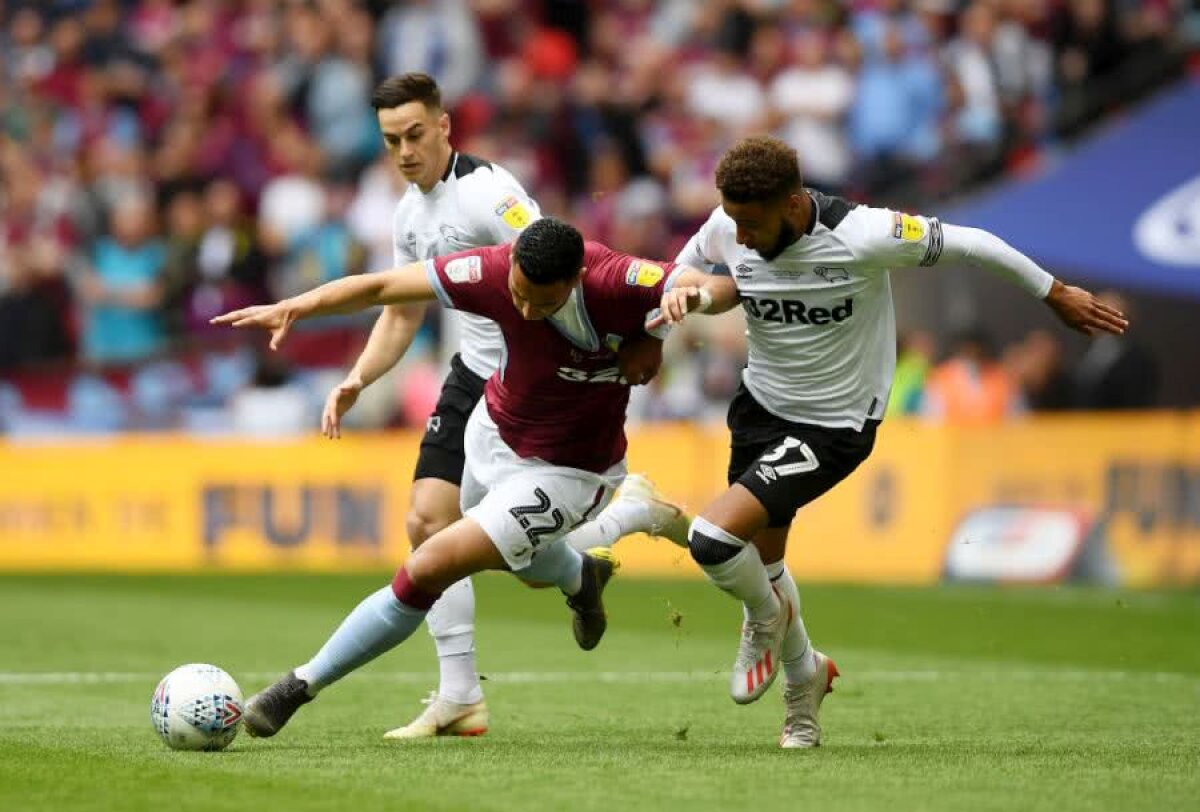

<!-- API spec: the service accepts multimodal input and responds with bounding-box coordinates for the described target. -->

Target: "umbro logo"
[734,263,753,278]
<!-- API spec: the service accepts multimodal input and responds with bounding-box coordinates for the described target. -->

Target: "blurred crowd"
[0,0,1192,435]
[887,289,1160,424]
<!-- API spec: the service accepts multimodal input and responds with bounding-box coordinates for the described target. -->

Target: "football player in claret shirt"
[213,217,695,740]
[321,73,686,739]
[653,135,1129,749]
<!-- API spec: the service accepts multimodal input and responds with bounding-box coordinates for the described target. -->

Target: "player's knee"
[687,518,744,565]
[406,506,453,549]
[391,564,442,610]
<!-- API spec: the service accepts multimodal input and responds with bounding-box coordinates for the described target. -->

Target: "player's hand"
[209,302,296,350]
[647,286,704,331]
[322,376,363,439]
[1044,281,1128,336]
[617,332,663,386]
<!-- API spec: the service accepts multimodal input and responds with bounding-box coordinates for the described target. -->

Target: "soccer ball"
[150,663,244,751]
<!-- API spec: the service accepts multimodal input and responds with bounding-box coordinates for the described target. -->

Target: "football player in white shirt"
[318,74,688,740]
[654,136,1127,748]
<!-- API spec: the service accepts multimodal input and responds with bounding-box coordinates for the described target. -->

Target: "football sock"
[689,517,779,623]
[563,490,656,550]
[519,539,583,595]
[764,559,816,682]
[426,578,483,705]
[294,572,439,695]
[561,513,620,552]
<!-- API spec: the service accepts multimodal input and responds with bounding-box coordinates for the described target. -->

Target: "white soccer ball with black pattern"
[150,664,244,751]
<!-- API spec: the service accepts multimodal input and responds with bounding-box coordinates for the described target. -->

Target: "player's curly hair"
[514,218,585,284]
[372,73,442,111]
[715,136,804,204]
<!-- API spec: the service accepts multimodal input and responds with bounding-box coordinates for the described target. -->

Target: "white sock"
[561,513,622,552]
[764,560,816,682]
[519,540,583,595]
[698,539,778,623]
[426,579,483,704]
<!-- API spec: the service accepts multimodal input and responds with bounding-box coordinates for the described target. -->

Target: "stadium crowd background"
[0,0,1194,436]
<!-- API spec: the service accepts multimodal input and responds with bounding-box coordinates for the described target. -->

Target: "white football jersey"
[392,152,541,378]
[677,192,945,430]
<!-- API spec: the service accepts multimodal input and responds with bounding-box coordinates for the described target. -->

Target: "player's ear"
[439,111,450,139]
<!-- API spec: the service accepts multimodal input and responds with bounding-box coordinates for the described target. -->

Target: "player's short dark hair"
[513,218,585,285]
[371,73,442,111]
[715,135,803,204]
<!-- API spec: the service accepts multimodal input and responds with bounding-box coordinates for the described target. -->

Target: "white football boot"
[614,473,691,548]
[730,587,792,704]
[383,691,490,740]
[779,651,840,749]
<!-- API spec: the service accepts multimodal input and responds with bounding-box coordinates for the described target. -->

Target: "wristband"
[696,288,714,313]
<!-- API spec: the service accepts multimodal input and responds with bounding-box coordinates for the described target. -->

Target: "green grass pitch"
[1,572,1197,812]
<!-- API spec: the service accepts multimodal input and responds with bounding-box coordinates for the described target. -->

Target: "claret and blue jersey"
[425,241,683,474]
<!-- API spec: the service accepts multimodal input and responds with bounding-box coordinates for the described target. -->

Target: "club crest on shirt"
[625,260,664,288]
[445,255,482,283]
[438,224,466,247]
[814,266,849,283]
[495,196,532,229]
[892,213,925,242]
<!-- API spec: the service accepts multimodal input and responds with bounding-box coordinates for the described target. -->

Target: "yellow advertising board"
[0,436,420,571]
[1,413,1198,584]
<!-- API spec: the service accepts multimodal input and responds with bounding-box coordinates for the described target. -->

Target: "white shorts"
[461,400,626,570]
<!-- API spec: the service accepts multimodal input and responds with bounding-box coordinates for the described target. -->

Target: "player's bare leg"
[396,477,488,739]
[243,519,501,739]
[243,519,612,739]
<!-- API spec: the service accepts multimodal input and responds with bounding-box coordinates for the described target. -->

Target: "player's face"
[508,262,578,320]
[721,196,801,261]
[377,102,452,190]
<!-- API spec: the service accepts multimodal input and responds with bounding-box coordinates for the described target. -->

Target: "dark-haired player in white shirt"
[655,135,1127,749]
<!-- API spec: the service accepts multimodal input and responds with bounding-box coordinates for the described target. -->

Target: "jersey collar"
[804,190,819,235]
[440,151,458,183]
[546,285,600,352]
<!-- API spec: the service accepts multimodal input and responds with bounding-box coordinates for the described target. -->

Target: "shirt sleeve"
[474,171,542,245]
[674,207,723,271]
[844,205,946,270]
[846,205,1055,298]
[599,251,682,339]
[938,223,1055,298]
[424,245,509,319]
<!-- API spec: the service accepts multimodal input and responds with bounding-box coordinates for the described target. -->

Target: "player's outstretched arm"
[648,269,739,329]
[210,262,435,350]
[322,302,427,439]
[939,224,1128,336]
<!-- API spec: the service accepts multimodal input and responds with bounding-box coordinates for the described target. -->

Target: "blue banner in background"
[943,80,1200,299]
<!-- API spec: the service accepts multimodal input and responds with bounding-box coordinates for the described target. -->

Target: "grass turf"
[1,573,1197,812]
